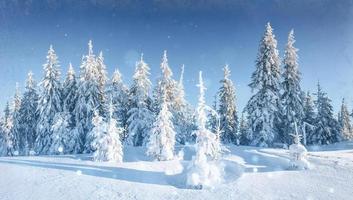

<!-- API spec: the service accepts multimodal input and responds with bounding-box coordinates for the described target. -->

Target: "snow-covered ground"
[1,142,353,200]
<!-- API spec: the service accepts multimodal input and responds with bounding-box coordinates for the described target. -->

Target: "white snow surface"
[1,142,353,200]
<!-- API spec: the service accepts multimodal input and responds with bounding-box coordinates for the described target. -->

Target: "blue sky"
[0,0,353,113]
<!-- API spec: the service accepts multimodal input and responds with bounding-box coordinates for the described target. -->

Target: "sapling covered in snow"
[91,103,124,162]
[147,93,176,161]
[49,112,71,155]
[105,102,124,162]
[91,111,108,161]
[186,71,223,189]
[288,123,310,170]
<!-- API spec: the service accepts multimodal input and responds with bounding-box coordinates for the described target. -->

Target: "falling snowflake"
[58,146,63,153]
[76,170,82,175]
[328,188,334,193]
[253,167,258,173]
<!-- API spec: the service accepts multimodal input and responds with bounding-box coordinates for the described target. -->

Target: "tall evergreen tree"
[218,65,238,144]
[281,30,304,145]
[127,54,153,146]
[238,113,250,145]
[11,83,22,155]
[109,69,129,141]
[35,45,62,154]
[63,63,78,126]
[17,72,39,155]
[75,40,104,153]
[303,91,316,144]
[174,65,195,144]
[245,23,282,147]
[309,83,341,145]
[147,93,176,161]
[338,98,353,140]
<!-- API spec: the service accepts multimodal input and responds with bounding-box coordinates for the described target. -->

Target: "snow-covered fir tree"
[17,72,39,155]
[281,30,304,145]
[338,98,353,140]
[245,23,282,147]
[174,65,195,144]
[238,113,250,145]
[187,71,222,189]
[0,103,13,156]
[91,111,108,161]
[62,64,81,153]
[35,45,62,155]
[63,63,78,126]
[127,54,153,146]
[207,95,218,133]
[105,102,124,162]
[96,51,108,114]
[109,69,129,141]
[217,64,238,144]
[303,91,316,145]
[152,50,178,113]
[49,112,71,155]
[147,93,176,161]
[11,83,22,155]
[308,83,341,145]
[75,40,105,153]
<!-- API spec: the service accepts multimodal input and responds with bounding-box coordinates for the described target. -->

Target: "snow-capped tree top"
[43,45,61,82]
[250,22,280,91]
[132,53,151,97]
[179,64,185,88]
[283,29,300,80]
[12,82,21,112]
[112,69,122,84]
[161,50,173,79]
[88,40,93,56]
[66,63,75,81]
[223,64,231,80]
[196,71,207,130]
[26,71,36,90]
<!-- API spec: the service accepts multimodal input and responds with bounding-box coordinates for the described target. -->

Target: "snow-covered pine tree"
[127,54,153,146]
[147,93,176,161]
[2,102,14,156]
[152,50,178,113]
[207,95,218,133]
[75,40,105,153]
[338,98,353,140]
[187,71,222,189]
[96,51,108,115]
[217,64,238,144]
[174,64,195,144]
[245,22,282,147]
[109,69,129,141]
[35,45,62,155]
[91,111,108,161]
[281,30,304,145]
[303,91,316,144]
[63,63,78,126]
[49,112,71,155]
[105,102,124,162]
[11,83,22,155]
[309,83,341,145]
[238,113,250,145]
[62,63,81,154]
[17,72,39,155]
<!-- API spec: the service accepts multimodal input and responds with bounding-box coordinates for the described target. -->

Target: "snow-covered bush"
[288,127,310,170]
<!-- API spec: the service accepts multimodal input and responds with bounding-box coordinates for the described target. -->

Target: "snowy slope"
[0,143,353,200]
